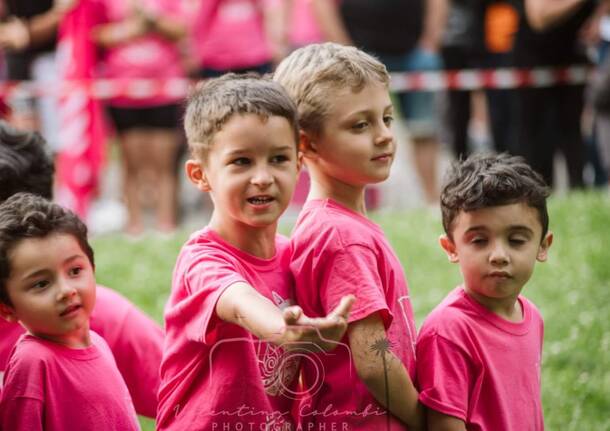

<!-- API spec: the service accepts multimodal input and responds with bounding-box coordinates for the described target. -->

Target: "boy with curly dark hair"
[417,153,553,431]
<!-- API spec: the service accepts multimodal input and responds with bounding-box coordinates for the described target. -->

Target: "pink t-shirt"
[0,285,162,418]
[290,199,417,430]
[157,227,299,431]
[416,286,545,431]
[97,0,187,107]
[192,0,272,70]
[0,331,140,430]
[289,0,323,47]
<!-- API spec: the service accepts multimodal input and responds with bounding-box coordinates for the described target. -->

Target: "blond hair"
[184,73,299,161]
[273,43,390,135]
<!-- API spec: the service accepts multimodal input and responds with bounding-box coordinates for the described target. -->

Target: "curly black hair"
[440,153,550,240]
[0,193,94,306]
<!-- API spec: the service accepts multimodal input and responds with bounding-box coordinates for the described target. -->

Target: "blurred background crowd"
[0,0,608,236]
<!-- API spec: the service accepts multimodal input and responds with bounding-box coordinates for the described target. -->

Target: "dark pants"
[442,46,518,157]
[441,46,476,158]
[515,84,585,187]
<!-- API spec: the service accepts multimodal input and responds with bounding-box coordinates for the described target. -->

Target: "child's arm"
[428,410,467,431]
[216,282,354,351]
[348,313,425,430]
[0,398,43,430]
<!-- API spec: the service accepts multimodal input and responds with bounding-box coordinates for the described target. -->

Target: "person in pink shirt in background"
[417,153,553,430]
[0,193,140,430]
[0,121,163,418]
[191,0,286,77]
[157,74,354,430]
[92,0,188,236]
[274,43,424,430]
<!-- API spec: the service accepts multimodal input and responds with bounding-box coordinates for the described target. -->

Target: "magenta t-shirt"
[0,332,140,430]
[97,0,187,107]
[290,199,417,430]
[416,286,545,431]
[157,227,299,431]
[0,285,162,418]
[191,0,273,70]
[288,0,323,47]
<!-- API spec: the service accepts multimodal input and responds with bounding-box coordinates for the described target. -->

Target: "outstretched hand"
[279,295,355,352]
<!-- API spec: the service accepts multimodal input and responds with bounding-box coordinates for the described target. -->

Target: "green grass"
[92,191,610,430]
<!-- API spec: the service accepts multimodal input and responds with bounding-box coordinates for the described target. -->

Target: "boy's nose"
[374,124,394,146]
[57,279,77,301]
[489,244,510,265]
[250,168,274,187]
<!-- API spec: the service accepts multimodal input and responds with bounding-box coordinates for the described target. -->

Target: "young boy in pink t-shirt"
[157,74,354,431]
[0,193,139,430]
[417,153,553,430]
[274,43,424,430]
[0,121,163,418]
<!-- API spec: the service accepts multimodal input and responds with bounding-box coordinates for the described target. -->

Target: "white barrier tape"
[0,66,592,100]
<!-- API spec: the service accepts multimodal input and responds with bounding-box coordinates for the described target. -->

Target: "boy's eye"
[69,267,83,277]
[471,237,488,245]
[270,154,289,164]
[383,115,394,126]
[31,280,49,290]
[352,121,368,131]
[509,237,527,246]
[231,157,251,166]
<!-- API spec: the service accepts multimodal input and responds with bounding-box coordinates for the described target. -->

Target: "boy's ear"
[537,231,553,262]
[185,159,211,192]
[439,234,459,263]
[299,130,318,160]
[0,302,17,323]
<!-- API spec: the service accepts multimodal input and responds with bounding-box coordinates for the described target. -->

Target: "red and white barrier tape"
[389,65,591,92]
[0,65,592,100]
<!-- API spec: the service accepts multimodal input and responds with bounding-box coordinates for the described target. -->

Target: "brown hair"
[273,42,390,135]
[184,73,299,161]
[0,193,94,306]
[440,153,550,240]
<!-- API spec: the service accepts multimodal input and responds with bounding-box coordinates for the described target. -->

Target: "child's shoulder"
[293,199,384,249]
[519,294,544,323]
[6,334,59,371]
[418,287,476,341]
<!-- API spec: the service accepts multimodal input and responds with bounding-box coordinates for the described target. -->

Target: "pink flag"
[55,0,107,219]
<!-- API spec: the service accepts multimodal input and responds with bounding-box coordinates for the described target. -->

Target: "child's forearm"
[358,348,424,429]
[216,282,287,342]
[349,314,425,430]
[216,282,353,350]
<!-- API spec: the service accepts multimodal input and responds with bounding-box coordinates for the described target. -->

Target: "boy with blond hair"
[275,43,424,430]
[417,153,552,430]
[156,73,354,431]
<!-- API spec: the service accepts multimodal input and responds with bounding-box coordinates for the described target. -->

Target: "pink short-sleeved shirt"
[290,199,417,430]
[289,0,323,47]
[97,0,186,107]
[191,0,272,70]
[416,286,545,431]
[157,227,299,431]
[0,285,162,418]
[0,331,140,430]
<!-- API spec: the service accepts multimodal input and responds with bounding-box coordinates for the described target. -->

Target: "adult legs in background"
[441,46,473,158]
[381,48,443,205]
[119,129,148,235]
[148,129,180,232]
[557,84,585,188]
[110,105,181,235]
[517,84,585,188]
[516,86,555,185]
